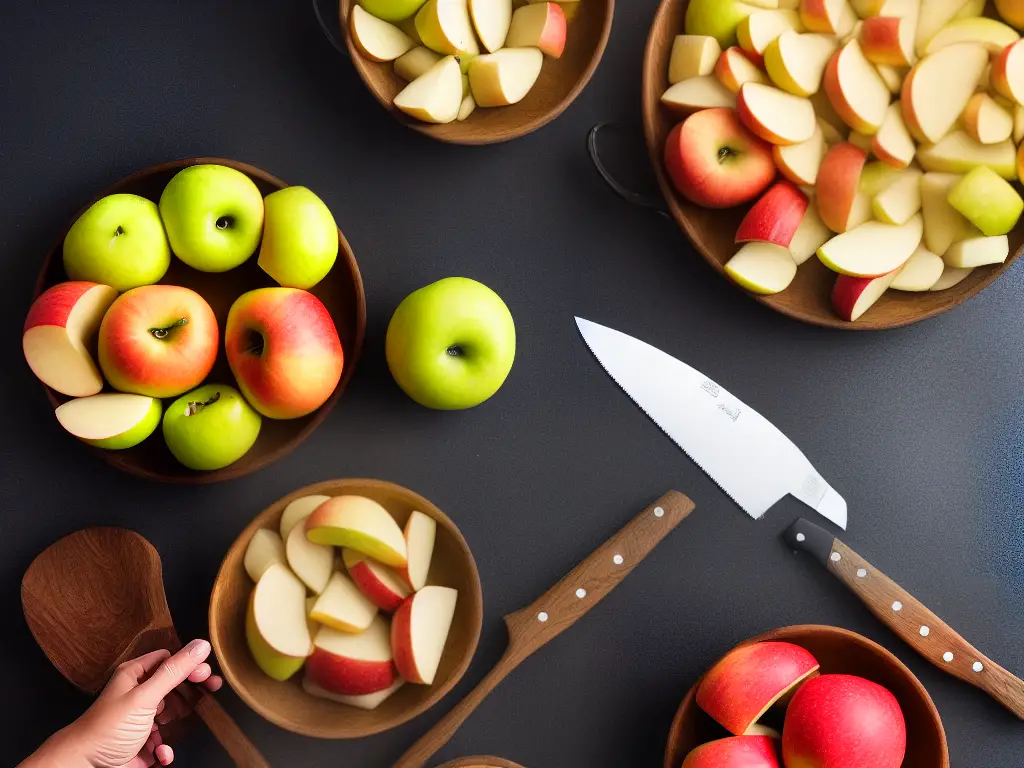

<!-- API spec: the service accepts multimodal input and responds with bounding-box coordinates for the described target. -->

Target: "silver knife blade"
[576,317,847,529]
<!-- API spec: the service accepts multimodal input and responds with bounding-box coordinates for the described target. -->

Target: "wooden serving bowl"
[340,0,614,145]
[209,478,484,738]
[642,0,1023,330]
[436,757,526,768]
[32,158,366,483]
[664,625,949,768]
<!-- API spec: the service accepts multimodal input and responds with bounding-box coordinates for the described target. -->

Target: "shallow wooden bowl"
[436,757,526,768]
[340,0,614,145]
[209,478,484,738]
[663,625,949,768]
[642,0,1022,330]
[32,158,366,483]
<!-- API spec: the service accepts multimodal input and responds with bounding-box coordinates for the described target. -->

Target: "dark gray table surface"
[2,1,1022,766]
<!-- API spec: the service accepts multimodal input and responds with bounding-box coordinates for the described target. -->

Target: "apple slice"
[681,736,781,768]
[860,16,914,66]
[415,0,479,55]
[394,55,463,123]
[724,243,798,294]
[789,199,832,263]
[816,142,869,232]
[395,510,437,591]
[506,2,566,57]
[310,572,379,633]
[54,393,162,450]
[848,129,873,151]
[832,270,899,320]
[392,586,458,685]
[873,167,922,224]
[992,40,1024,105]
[917,131,1017,179]
[468,0,512,53]
[851,0,885,15]
[306,496,408,567]
[817,117,845,145]
[871,102,914,168]
[696,641,820,735]
[930,265,973,289]
[874,63,905,93]
[457,92,476,120]
[737,82,816,144]
[823,39,890,135]
[280,495,331,540]
[948,166,1024,237]
[668,35,723,83]
[343,549,412,612]
[800,0,856,36]
[468,47,544,107]
[286,523,334,595]
[244,529,287,583]
[859,159,904,194]
[921,173,975,255]
[736,181,809,246]
[351,6,415,62]
[746,0,784,7]
[716,47,768,92]
[23,282,117,398]
[661,76,737,114]
[892,245,944,290]
[307,617,396,695]
[246,564,313,682]
[1014,104,1024,143]
[764,31,837,96]
[738,10,804,64]
[901,43,988,143]
[394,46,443,81]
[818,214,923,276]
[301,675,405,711]
[773,124,827,184]
[915,0,973,55]
[924,18,1019,56]
[944,234,1010,267]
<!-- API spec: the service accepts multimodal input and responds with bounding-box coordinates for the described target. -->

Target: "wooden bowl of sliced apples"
[643,0,1024,329]
[340,0,613,144]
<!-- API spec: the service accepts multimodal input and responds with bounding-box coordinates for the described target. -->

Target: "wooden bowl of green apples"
[24,158,366,483]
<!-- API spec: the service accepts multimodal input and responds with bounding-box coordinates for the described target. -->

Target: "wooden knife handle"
[177,684,272,767]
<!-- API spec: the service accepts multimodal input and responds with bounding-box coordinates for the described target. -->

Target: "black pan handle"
[313,0,350,58]
[587,123,669,218]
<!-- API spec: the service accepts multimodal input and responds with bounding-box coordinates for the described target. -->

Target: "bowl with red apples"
[209,478,483,738]
[24,158,366,482]
[643,0,1024,329]
[664,625,948,768]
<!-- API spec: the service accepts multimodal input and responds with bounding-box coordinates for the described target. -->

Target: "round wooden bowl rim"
[641,0,1021,331]
[436,757,527,768]
[209,478,484,738]
[32,157,367,484]
[662,624,949,768]
[339,0,615,145]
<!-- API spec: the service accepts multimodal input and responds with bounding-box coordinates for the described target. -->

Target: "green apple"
[55,393,162,450]
[162,383,261,470]
[685,0,759,48]
[257,186,338,289]
[360,0,429,22]
[947,166,1024,236]
[158,165,264,272]
[63,194,171,291]
[386,277,515,410]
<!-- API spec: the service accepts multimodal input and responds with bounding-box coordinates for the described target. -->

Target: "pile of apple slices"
[349,0,577,124]
[244,494,459,709]
[663,1,1024,322]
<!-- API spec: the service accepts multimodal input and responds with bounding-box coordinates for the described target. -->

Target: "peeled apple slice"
[817,214,923,277]
[891,245,944,291]
[394,55,463,123]
[350,6,415,62]
[469,47,544,107]
[724,242,798,294]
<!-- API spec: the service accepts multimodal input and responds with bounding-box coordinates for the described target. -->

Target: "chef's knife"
[576,317,847,529]
[785,517,1024,719]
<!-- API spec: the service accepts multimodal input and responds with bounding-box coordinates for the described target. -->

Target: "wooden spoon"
[21,527,270,768]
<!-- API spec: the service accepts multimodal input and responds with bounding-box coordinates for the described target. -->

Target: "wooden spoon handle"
[179,686,272,767]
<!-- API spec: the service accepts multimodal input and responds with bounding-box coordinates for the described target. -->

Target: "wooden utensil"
[33,157,366,484]
[664,625,949,768]
[641,0,1022,330]
[392,490,695,768]
[785,518,1024,719]
[436,757,525,768]
[21,527,270,768]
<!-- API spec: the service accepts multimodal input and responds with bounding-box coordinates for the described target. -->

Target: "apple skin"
[343,549,411,612]
[98,285,219,399]
[783,674,907,768]
[257,186,338,290]
[664,108,776,209]
[991,40,1024,103]
[816,142,869,233]
[306,646,397,696]
[71,396,162,450]
[996,0,1024,31]
[859,17,910,66]
[225,287,344,419]
[831,271,898,321]
[735,181,808,247]
[386,277,515,410]
[361,0,429,22]
[685,0,758,48]
[681,736,781,768]
[162,383,262,470]
[158,164,265,273]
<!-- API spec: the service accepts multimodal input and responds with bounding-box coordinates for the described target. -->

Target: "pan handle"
[313,0,350,58]
[587,123,669,217]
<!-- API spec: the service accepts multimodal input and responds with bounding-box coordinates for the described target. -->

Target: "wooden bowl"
[436,758,526,768]
[209,478,484,738]
[32,158,366,483]
[340,0,614,145]
[663,625,949,768]
[642,0,1022,330]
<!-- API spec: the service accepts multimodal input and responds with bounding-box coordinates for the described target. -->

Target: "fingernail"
[187,639,211,662]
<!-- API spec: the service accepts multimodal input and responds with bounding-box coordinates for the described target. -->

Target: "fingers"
[155,743,174,765]
[156,690,189,726]
[106,649,172,697]
[188,662,212,684]
[133,639,211,708]
[204,674,224,692]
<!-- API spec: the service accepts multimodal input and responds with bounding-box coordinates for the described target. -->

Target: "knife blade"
[784,517,1024,719]
[576,317,847,529]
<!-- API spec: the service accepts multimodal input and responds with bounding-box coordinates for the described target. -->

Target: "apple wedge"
[737,10,804,64]
[724,242,798,294]
[892,245,944,290]
[872,102,914,168]
[246,564,313,681]
[848,129,873,151]
[280,495,331,540]
[307,496,407,566]
[832,270,899,320]
[668,35,723,83]
[930,265,973,289]
[244,529,287,583]
[851,0,885,15]
[764,31,838,96]
[921,173,975,255]
[343,549,412,612]
[1014,104,1024,143]
[943,235,1010,267]
[396,510,437,591]
[915,0,974,55]
[873,167,922,224]
[661,76,737,114]
[992,40,1024,104]
[773,124,827,184]
[875,63,905,94]
[800,0,856,36]
[681,736,780,768]
[457,92,476,120]
[23,282,117,398]
[817,116,846,144]
[948,166,1024,236]
[789,199,833,263]
[859,159,904,194]
[816,142,869,232]
[307,617,397,695]
[506,2,566,58]
[286,523,334,595]
[468,47,544,107]
[737,82,816,144]
[917,131,1017,179]
[860,16,915,66]
[416,0,479,55]
[54,393,162,451]
[310,572,379,633]
[394,55,463,123]
[302,675,405,711]
[924,17,1019,55]
[468,0,512,53]
[392,586,458,685]
[818,214,923,276]
[823,39,890,135]
[351,6,415,62]
[736,181,809,246]
[716,46,768,92]
[394,46,443,81]
[901,43,988,143]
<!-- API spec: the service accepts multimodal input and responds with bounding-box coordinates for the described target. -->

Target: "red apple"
[831,270,899,321]
[98,285,218,398]
[735,181,808,247]
[225,287,343,419]
[306,616,397,696]
[783,674,906,768]
[23,281,117,397]
[682,735,780,768]
[343,548,412,612]
[664,108,776,209]
[696,641,820,736]
[392,585,458,685]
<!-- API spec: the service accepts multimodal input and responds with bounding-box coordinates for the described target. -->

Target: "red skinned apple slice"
[696,641,820,736]
[392,586,458,685]
[310,572,379,633]
[724,243,798,294]
[23,282,118,398]
[736,181,809,246]
[901,43,988,143]
[716,46,768,93]
[872,102,914,168]
[660,76,737,115]
[963,93,1013,145]
[397,510,437,591]
[737,10,804,65]
[244,529,287,583]
[832,269,899,320]
[668,35,722,84]
[301,675,404,710]
[307,617,396,696]
[505,2,566,58]
[681,735,781,768]
[860,16,914,66]
[991,39,1024,105]
[306,495,408,567]
[816,142,869,232]
[800,0,856,36]
[818,214,923,276]
[343,548,412,612]
[737,82,816,144]
[892,245,944,290]
[823,39,890,135]
[279,494,331,540]
[789,199,832,264]
[286,523,334,595]
[773,125,826,185]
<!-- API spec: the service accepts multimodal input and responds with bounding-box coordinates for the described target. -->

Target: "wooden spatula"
[392,491,695,768]
[21,527,270,767]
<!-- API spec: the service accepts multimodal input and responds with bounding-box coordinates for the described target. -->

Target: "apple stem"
[185,391,220,416]
[149,317,188,340]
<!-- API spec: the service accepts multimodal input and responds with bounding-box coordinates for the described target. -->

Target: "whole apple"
[225,288,344,419]
[98,284,219,398]
[257,186,339,289]
[361,0,428,22]
[159,164,264,272]
[63,193,171,292]
[686,0,757,48]
[162,383,262,470]
[386,277,515,410]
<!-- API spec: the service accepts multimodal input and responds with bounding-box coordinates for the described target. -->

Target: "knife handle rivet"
[920,626,931,637]
[796,533,806,542]
[537,612,549,623]
[654,507,665,518]
[973,662,984,672]
[613,554,624,565]
[892,601,903,612]
[943,652,954,662]
[575,588,587,599]
[856,568,867,578]
[830,552,841,562]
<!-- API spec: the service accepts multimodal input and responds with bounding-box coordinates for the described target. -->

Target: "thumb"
[134,639,212,708]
